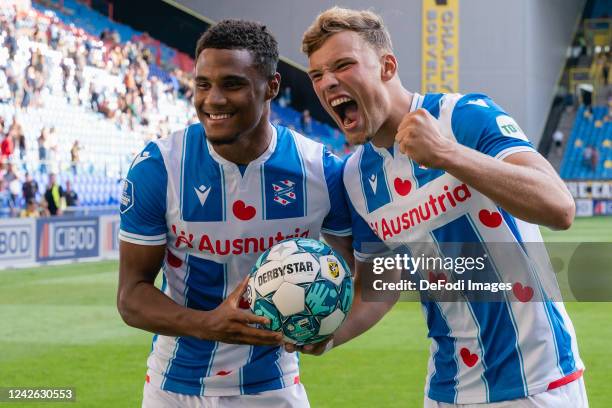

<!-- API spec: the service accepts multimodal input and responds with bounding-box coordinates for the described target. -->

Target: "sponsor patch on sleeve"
[120,179,134,214]
[495,115,528,141]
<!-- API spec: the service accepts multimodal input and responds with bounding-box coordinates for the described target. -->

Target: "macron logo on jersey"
[194,184,211,206]
[368,174,378,194]
[132,151,151,168]
[466,98,489,108]
[120,179,134,214]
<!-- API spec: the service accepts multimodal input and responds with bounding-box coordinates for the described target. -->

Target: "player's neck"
[211,117,272,165]
[371,89,413,149]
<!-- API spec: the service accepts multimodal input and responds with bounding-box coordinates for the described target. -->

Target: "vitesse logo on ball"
[328,260,340,278]
[248,238,354,345]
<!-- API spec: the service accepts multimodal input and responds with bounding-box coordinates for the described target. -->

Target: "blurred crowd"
[0,168,79,218]
[0,3,347,218]
[0,5,197,217]
[0,6,196,134]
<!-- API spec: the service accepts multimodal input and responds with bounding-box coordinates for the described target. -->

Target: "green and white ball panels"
[247,238,354,345]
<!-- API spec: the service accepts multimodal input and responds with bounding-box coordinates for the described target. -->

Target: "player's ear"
[380,53,397,82]
[265,72,281,101]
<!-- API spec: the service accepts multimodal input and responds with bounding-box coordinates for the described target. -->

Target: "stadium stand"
[583,0,612,19]
[560,106,612,179]
[546,0,611,182]
[0,1,345,217]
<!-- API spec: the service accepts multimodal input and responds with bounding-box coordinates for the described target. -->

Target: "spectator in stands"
[89,80,100,111]
[579,83,594,117]
[0,69,11,103]
[169,68,180,98]
[602,52,610,86]
[605,95,612,123]
[8,178,20,209]
[15,128,25,163]
[4,62,19,103]
[582,146,593,168]
[20,66,36,110]
[7,119,25,163]
[278,86,292,107]
[583,146,600,171]
[3,163,20,210]
[552,129,564,154]
[64,180,78,207]
[31,49,45,77]
[150,76,161,110]
[60,57,72,101]
[37,127,49,174]
[301,109,313,134]
[22,171,38,203]
[3,26,17,60]
[47,127,59,172]
[100,28,111,43]
[109,45,123,75]
[3,163,18,185]
[19,198,42,218]
[42,173,65,216]
[590,146,600,171]
[124,67,137,93]
[70,140,82,175]
[0,179,15,218]
[0,132,13,167]
[284,87,292,105]
[594,53,607,83]
[74,62,85,104]
[157,116,170,139]
[48,17,61,50]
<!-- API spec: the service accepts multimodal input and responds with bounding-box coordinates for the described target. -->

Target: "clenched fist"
[395,108,457,169]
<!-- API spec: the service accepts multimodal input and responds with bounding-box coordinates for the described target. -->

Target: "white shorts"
[142,382,310,408]
[424,377,588,408]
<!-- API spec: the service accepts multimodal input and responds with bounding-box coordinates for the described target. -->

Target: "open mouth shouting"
[329,95,360,131]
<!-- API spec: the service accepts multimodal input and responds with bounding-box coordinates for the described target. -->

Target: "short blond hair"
[302,7,393,56]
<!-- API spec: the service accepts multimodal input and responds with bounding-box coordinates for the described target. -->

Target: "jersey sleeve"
[119,141,168,246]
[451,93,536,160]
[320,148,352,236]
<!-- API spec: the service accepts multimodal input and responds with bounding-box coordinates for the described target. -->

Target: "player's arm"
[441,147,573,230]
[330,258,399,347]
[322,234,398,348]
[396,105,574,230]
[322,233,354,268]
[117,241,283,345]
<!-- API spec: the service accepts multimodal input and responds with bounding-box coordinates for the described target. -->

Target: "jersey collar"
[410,92,424,112]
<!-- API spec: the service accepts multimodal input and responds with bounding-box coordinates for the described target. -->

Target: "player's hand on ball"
[284,336,333,356]
[201,276,283,346]
[395,108,456,169]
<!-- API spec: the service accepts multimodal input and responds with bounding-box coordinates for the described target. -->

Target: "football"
[246,238,354,345]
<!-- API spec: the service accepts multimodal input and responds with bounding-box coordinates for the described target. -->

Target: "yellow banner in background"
[422,0,459,94]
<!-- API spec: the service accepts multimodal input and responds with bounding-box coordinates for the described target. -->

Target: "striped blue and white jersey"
[344,93,584,404]
[119,123,351,396]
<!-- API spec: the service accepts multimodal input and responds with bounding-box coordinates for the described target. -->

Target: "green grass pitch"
[1,217,611,407]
